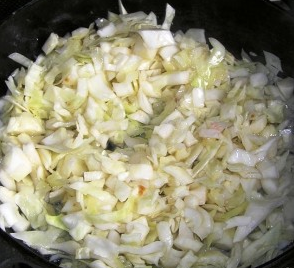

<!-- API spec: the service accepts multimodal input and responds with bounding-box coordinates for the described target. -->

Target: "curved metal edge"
[264,0,294,16]
[0,0,39,25]
[258,243,294,268]
[0,229,59,268]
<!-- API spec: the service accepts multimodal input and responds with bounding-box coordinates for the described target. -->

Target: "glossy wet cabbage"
[0,1,294,268]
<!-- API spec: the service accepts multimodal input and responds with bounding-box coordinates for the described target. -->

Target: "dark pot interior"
[0,0,294,267]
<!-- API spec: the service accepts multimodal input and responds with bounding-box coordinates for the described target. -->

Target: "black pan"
[0,0,294,267]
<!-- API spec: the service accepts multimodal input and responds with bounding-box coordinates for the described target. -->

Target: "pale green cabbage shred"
[0,2,294,268]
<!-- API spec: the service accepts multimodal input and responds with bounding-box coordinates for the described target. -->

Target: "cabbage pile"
[0,2,294,268]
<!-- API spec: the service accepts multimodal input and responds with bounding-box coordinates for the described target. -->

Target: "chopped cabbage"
[0,2,293,268]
